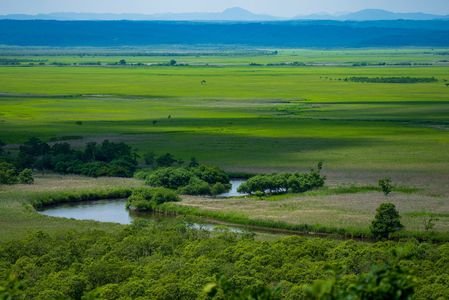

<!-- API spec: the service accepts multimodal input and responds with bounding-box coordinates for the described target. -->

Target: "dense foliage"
[141,165,231,196]
[126,188,180,212]
[237,163,325,195]
[345,77,438,84]
[1,221,449,299]
[379,178,393,196]
[14,138,138,178]
[371,203,404,240]
[0,162,33,185]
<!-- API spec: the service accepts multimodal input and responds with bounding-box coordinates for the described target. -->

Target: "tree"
[169,59,177,66]
[424,214,439,231]
[188,157,199,168]
[156,153,177,167]
[144,152,155,166]
[305,261,415,300]
[379,178,393,196]
[371,203,403,239]
[119,59,126,65]
[0,162,18,185]
[0,139,5,155]
[17,168,34,184]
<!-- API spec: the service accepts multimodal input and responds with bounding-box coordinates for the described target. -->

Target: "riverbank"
[1,173,448,243]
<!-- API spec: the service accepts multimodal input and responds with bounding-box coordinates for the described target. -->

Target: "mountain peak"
[223,7,250,13]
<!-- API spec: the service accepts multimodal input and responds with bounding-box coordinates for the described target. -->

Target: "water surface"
[40,179,248,229]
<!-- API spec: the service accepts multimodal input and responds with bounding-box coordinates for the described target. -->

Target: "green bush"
[0,162,34,185]
[17,168,34,184]
[0,162,18,185]
[146,167,192,189]
[126,188,180,212]
[210,182,230,196]
[151,188,180,205]
[238,163,325,195]
[145,165,231,196]
[346,76,438,84]
[379,177,393,196]
[371,203,403,240]
[4,224,447,300]
[178,177,211,195]
[155,153,177,167]
[143,151,155,166]
[305,261,415,300]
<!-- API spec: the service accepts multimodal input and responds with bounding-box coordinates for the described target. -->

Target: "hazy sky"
[1,0,449,17]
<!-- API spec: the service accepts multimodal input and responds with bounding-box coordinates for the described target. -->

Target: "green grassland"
[1,48,449,242]
[2,48,449,65]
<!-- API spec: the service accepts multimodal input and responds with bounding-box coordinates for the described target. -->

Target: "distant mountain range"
[0,7,279,21]
[298,9,449,21]
[0,7,449,22]
[1,8,448,22]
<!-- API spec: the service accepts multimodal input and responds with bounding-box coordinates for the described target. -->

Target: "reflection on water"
[40,180,248,230]
[40,199,244,234]
[41,199,132,224]
[220,179,246,197]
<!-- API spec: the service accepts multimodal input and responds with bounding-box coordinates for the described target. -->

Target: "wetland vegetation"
[1,46,449,299]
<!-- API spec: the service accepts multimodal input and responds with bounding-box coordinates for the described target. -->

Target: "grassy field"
[1,48,449,241]
[0,174,145,242]
[2,48,449,65]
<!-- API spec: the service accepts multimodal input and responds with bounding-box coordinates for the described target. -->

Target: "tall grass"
[31,188,134,209]
[159,203,449,242]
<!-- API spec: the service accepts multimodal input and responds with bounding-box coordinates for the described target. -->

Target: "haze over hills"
[0,7,279,21]
[1,7,448,21]
[297,9,449,21]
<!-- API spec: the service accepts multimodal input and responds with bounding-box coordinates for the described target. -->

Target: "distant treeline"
[2,137,139,178]
[2,20,449,47]
[345,76,439,83]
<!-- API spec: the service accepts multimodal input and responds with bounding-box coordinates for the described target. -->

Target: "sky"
[1,0,449,17]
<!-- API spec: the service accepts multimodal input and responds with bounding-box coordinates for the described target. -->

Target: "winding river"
[40,180,248,232]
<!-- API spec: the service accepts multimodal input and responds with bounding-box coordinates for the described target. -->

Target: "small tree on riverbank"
[371,203,403,240]
[379,178,393,196]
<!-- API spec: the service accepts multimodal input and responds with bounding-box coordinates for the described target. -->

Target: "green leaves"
[371,203,403,240]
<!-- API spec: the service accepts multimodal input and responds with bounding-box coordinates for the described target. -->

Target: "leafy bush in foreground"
[238,163,325,195]
[1,222,449,299]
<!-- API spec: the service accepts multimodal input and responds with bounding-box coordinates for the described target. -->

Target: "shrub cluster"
[31,188,133,210]
[345,76,438,84]
[126,188,180,212]
[2,222,449,299]
[142,165,231,196]
[15,138,138,178]
[237,163,325,195]
[0,162,33,185]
